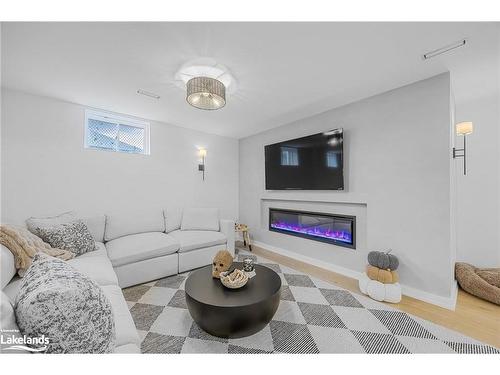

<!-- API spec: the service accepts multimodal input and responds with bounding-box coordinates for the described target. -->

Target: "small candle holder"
[243,257,256,278]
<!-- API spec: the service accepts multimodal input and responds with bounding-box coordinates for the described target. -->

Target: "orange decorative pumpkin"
[366,265,399,284]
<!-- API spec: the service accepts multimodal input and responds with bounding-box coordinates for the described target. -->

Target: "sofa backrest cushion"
[1,245,16,290]
[164,208,183,233]
[181,208,220,231]
[105,209,165,241]
[25,212,105,243]
[26,211,76,233]
[84,215,106,243]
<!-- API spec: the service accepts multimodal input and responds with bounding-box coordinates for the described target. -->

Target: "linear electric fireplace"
[269,208,355,249]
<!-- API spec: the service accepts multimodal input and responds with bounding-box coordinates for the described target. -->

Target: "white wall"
[1,89,239,224]
[239,73,455,305]
[450,28,500,268]
[454,93,500,267]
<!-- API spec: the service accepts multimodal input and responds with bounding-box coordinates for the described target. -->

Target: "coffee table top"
[185,262,281,308]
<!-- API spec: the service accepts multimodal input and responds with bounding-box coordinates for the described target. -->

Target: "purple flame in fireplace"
[270,221,352,243]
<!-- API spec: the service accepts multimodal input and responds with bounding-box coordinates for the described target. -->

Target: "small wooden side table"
[235,223,252,251]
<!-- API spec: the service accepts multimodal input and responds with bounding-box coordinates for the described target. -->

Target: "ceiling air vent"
[422,39,467,60]
[136,89,160,99]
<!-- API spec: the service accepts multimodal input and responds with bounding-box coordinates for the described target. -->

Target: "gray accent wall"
[239,73,455,302]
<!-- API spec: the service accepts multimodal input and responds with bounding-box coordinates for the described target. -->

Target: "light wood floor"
[246,243,500,348]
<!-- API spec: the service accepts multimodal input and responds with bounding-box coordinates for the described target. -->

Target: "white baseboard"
[253,240,458,310]
[253,240,363,280]
[400,282,458,310]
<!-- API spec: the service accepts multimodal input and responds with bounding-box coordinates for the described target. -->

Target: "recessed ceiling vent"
[137,89,160,99]
[422,39,467,60]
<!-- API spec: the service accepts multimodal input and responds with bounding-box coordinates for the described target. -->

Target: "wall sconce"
[198,148,207,180]
[453,121,473,175]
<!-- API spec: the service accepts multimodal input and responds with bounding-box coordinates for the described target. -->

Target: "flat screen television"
[265,129,344,190]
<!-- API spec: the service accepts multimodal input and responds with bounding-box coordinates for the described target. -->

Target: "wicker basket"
[220,269,249,289]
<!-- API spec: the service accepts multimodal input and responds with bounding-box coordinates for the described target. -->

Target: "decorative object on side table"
[359,250,401,303]
[235,223,252,251]
[212,250,233,278]
[220,269,249,289]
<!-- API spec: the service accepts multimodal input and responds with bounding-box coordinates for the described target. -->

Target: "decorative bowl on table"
[220,269,249,289]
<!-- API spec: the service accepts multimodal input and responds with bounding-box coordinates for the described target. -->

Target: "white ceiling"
[1,22,498,138]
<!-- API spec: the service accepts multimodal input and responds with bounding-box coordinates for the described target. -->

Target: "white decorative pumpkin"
[358,274,401,303]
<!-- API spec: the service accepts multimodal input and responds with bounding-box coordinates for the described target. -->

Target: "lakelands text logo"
[1,329,49,352]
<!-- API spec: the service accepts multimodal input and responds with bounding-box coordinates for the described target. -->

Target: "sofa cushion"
[181,208,219,231]
[0,291,25,354]
[2,277,21,303]
[68,249,119,286]
[25,211,76,233]
[84,215,106,243]
[1,244,16,289]
[77,241,107,258]
[100,285,140,348]
[164,207,183,233]
[169,230,226,253]
[15,253,116,353]
[105,209,165,241]
[106,232,179,267]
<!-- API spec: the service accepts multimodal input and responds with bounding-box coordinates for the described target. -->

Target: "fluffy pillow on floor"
[15,253,115,353]
[455,262,500,305]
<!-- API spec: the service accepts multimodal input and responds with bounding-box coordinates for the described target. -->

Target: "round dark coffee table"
[185,262,281,338]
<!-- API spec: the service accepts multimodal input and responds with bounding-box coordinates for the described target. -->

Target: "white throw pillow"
[181,208,219,231]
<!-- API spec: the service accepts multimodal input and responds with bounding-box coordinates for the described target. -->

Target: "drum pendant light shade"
[186,77,226,110]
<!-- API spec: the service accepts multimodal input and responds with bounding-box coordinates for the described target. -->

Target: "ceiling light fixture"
[422,39,467,60]
[137,89,160,99]
[186,76,226,110]
[175,58,236,110]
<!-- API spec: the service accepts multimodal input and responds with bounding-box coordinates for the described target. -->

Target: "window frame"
[84,109,150,155]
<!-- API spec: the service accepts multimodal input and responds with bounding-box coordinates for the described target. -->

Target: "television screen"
[265,129,344,190]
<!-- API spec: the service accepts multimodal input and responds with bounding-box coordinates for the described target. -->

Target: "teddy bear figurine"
[212,250,233,278]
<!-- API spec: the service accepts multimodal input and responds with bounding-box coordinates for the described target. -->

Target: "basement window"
[84,110,150,155]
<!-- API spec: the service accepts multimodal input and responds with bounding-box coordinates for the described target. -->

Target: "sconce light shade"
[456,122,473,136]
[198,148,207,158]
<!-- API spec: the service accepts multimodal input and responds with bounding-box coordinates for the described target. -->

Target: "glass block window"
[280,147,299,166]
[85,110,150,155]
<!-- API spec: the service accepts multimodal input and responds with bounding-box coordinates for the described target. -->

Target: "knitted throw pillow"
[15,253,116,353]
[32,220,96,256]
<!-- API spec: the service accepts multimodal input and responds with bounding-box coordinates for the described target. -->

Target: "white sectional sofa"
[0,207,235,353]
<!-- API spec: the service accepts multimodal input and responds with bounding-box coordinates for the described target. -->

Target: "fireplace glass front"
[269,208,355,249]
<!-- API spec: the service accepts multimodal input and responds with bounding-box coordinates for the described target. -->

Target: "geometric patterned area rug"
[123,247,499,354]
